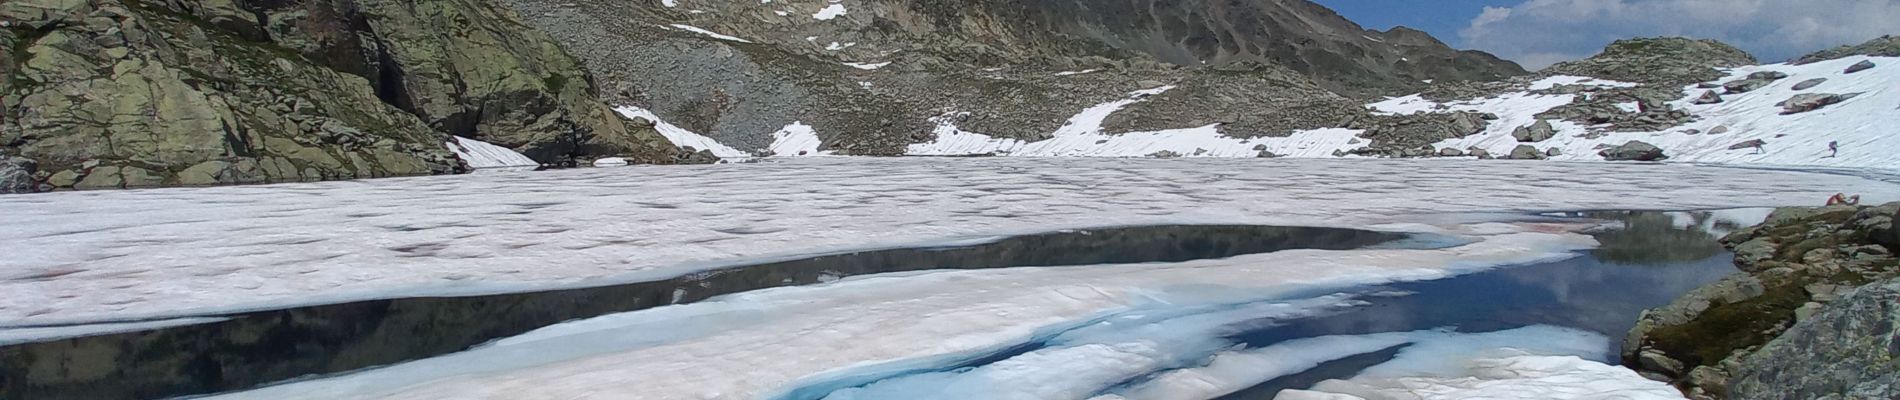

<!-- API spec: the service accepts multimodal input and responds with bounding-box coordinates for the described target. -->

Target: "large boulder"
[1508,144,1546,160]
[1511,120,1556,142]
[1845,60,1877,74]
[1599,141,1668,161]
[1779,93,1856,114]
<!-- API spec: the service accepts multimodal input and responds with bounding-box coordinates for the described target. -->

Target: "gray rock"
[1692,90,1724,104]
[1730,276,1900,400]
[1845,60,1877,74]
[1148,150,1182,159]
[1790,78,1827,91]
[1728,139,1766,151]
[1466,147,1491,159]
[1599,140,1667,161]
[1639,349,1686,376]
[1708,125,1730,135]
[1779,93,1855,114]
[1545,147,1563,157]
[1508,144,1546,160]
[0,156,38,194]
[1438,147,1465,157]
[1511,120,1556,142]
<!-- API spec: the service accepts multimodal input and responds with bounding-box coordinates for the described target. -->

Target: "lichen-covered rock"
[1600,140,1668,161]
[1722,71,1789,94]
[1728,277,1900,399]
[1,0,677,191]
[1625,203,1900,398]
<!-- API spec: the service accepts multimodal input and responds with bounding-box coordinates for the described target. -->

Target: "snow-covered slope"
[905,87,1369,158]
[445,136,539,170]
[1396,56,1900,170]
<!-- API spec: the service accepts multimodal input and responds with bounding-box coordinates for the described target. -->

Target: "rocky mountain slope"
[1623,203,1900,399]
[494,0,1525,156]
[0,0,681,192]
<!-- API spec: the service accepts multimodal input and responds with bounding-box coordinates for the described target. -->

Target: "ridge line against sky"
[1314,0,1900,69]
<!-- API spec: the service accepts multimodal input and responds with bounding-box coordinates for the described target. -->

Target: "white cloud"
[1460,0,1900,69]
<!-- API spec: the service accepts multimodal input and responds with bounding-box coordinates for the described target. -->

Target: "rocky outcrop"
[1728,276,1900,399]
[1346,111,1492,157]
[1624,203,1900,399]
[1793,35,1900,65]
[1545,37,1758,86]
[1600,140,1667,161]
[2,0,675,191]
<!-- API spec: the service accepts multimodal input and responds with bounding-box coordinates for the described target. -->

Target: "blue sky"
[1312,0,1900,69]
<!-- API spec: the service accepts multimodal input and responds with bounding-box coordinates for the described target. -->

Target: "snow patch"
[613,106,753,159]
[1281,326,1680,399]
[812,3,846,20]
[446,136,537,170]
[767,122,828,156]
[843,61,890,70]
[666,24,751,43]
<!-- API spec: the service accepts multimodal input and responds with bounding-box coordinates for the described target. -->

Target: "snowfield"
[446,136,539,170]
[1406,56,1900,171]
[7,158,1898,399]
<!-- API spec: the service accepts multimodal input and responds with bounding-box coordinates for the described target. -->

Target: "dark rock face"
[1624,203,1900,399]
[1545,37,1758,86]
[1793,35,1900,65]
[1600,140,1667,161]
[0,155,34,193]
[1,0,678,191]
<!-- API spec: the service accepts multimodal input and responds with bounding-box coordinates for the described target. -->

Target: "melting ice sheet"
[5,158,1897,329]
[208,221,1611,400]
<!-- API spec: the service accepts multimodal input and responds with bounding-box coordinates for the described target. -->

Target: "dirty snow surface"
[7,158,1900,399]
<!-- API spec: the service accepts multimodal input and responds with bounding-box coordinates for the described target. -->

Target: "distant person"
[1828,141,1839,158]
[1827,193,1861,206]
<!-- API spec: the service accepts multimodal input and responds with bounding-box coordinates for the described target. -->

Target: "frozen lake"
[4,158,1898,399]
